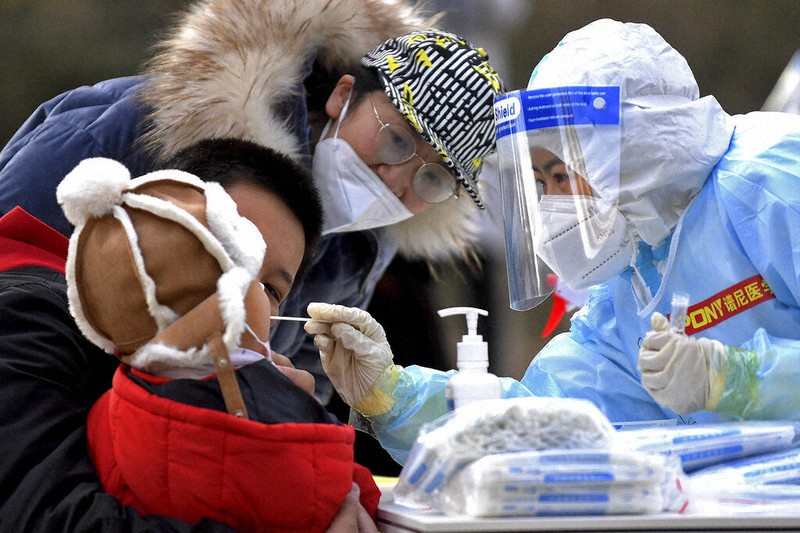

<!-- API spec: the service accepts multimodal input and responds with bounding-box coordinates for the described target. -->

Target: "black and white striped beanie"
[362,29,506,209]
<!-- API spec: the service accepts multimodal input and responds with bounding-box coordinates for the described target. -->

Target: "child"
[56,138,380,532]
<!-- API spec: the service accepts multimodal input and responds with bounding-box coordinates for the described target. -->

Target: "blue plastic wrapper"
[615,421,800,472]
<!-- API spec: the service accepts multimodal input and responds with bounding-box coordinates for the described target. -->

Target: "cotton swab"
[270,316,332,323]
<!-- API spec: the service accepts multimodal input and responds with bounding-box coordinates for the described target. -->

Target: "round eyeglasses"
[369,93,459,204]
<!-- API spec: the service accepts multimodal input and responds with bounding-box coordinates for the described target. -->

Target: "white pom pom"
[57,158,131,225]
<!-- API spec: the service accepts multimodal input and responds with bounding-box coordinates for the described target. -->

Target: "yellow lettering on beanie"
[401,83,422,132]
[435,35,451,47]
[414,49,432,69]
[473,64,502,92]
[386,55,400,73]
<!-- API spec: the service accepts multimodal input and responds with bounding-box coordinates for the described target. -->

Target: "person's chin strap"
[141,291,252,420]
[209,333,249,420]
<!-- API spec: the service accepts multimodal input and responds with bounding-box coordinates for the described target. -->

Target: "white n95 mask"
[534,195,632,291]
[312,92,412,236]
[313,137,412,235]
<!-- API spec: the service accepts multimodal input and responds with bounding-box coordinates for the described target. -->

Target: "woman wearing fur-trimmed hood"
[0,0,506,405]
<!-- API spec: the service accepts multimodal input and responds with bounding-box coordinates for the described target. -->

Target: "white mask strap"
[244,322,273,362]
[333,87,354,139]
[319,87,353,141]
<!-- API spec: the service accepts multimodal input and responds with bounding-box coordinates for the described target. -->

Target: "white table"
[376,487,800,532]
[378,501,800,532]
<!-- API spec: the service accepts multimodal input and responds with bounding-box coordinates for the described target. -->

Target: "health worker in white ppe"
[304,18,800,465]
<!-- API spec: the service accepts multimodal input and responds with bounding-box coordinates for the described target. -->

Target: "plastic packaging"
[686,483,800,516]
[691,446,800,485]
[394,397,615,507]
[437,307,501,411]
[615,421,800,472]
[437,449,687,517]
[392,398,694,517]
[687,446,800,515]
[668,292,690,333]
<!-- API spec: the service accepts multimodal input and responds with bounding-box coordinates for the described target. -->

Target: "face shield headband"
[494,87,627,311]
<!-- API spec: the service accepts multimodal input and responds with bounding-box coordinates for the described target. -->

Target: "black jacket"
[0,266,235,532]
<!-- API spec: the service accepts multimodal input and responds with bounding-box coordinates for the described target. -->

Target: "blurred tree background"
[4,0,798,145]
[2,0,799,380]
[1,0,191,145]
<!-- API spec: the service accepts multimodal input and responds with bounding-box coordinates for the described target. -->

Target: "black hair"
[163,138,323,278]
[351,65,385,105]
[304,59,341,116]
[305,62,384,111]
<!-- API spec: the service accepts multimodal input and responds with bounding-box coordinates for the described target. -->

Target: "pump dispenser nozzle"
[438,307,499,410]
[437,307,489,366]
[437,307,488,340]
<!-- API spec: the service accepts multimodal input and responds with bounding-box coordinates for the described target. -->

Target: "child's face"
[228,182,316,395]
[226,180,306,323]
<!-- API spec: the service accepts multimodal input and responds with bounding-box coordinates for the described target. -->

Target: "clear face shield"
[494,87,627,311]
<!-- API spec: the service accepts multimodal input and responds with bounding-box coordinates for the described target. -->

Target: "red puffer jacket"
[88,367,381,532]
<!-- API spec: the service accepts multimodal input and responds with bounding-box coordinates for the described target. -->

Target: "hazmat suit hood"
[527,19,734,248]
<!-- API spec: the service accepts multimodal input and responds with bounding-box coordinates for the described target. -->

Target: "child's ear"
[324,74,355,123]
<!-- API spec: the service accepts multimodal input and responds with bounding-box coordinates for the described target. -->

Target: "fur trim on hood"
[137,0,482,262]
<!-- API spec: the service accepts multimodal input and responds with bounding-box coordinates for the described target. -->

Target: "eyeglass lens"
[370,94,458,204]
[412,162,458,204]
[374,125,416,165]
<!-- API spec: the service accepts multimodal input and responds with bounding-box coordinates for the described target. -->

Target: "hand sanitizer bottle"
[437,307,501,411]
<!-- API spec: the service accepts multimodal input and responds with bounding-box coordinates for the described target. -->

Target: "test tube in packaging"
[669,292,689,333]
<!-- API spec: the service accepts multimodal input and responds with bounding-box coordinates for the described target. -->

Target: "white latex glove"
[305,303,396,416]
[638,312,727,414]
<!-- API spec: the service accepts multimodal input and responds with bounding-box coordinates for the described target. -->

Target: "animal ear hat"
[57,157,266,372]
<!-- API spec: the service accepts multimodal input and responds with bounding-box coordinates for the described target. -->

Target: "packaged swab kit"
[615,421,800,472]
[435,449,686,517]
[393,397,688,516]
[686,445,800,515]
